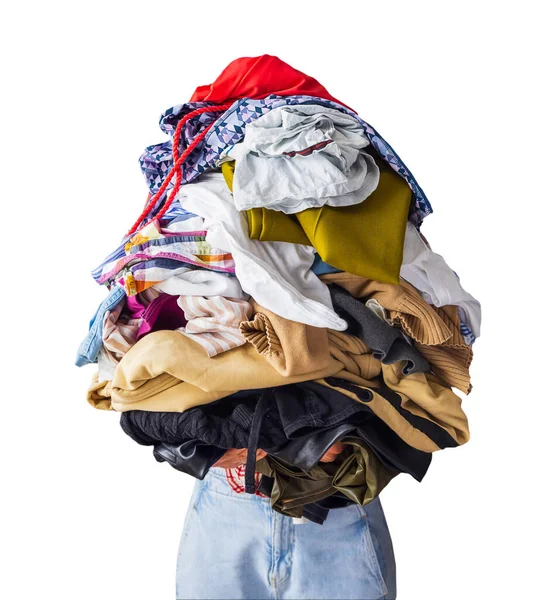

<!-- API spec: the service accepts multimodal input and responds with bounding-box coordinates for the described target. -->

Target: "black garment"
[154,442,225,480]
[329,284,430,375]
[121,381,370,451]
[271,413,431,481]
[122,381,431,484]
[120,390,286,451]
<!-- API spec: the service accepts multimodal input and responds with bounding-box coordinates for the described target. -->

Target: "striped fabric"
[91,92,433,303]
[177,296,253,357]
[97,300,143,381]
[94,218,235,296]
[102,300,141,359]
[458,318,476,345]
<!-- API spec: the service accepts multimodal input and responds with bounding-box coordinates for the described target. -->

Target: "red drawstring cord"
[126,102,233,236]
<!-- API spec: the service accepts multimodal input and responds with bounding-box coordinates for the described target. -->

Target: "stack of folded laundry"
[76,55,480,524]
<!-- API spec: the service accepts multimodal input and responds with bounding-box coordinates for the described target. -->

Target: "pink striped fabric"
[102,300,141,359]
[177,296,253,357]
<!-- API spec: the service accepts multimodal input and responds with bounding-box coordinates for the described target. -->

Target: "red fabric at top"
[190,54,351,110]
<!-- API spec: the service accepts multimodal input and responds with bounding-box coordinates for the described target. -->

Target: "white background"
[1,1,555,598]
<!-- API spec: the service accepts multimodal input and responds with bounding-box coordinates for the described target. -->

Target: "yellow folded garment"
[222,160,411,284]
[87,328,381,412]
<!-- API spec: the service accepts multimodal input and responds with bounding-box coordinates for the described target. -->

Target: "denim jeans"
[75,286,125,366]
[176,468,396,599]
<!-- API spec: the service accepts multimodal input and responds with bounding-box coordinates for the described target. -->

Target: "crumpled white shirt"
[177,172,347,331]
[402,223,481,341]
[227,104,380,214]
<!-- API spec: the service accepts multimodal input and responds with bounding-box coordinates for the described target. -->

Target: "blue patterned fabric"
[459,322,476,345]
[94,95,433,285]
[139,95,432,228]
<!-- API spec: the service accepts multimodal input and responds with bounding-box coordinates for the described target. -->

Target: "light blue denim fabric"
[176,468,396,600]
[75,286,126,367]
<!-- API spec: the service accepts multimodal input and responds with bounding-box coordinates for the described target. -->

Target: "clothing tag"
[365,298,389,322]
[293,517,310,525]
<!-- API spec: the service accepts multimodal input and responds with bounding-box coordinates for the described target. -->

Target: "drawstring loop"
[245,388,274,494]
[127,102,233,236]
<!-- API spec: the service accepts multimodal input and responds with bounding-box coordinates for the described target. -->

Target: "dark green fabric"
[257,438,396,518]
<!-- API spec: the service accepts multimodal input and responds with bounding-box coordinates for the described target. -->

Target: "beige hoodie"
[88,326,381,412]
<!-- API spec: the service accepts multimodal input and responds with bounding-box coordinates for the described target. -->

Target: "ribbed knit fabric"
[239,299,330,376]
[240,299,384,385]
[389,279,451,344]
[321,273,473,393]
[414,305,473,394]
[240,313,282,357]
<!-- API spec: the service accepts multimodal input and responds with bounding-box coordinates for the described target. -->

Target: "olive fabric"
[222,160,411,284]
[256,438,397,519]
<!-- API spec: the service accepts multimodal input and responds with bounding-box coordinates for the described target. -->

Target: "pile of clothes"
[76,55,480,524]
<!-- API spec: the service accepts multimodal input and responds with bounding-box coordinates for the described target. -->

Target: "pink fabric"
[135,294,187,340]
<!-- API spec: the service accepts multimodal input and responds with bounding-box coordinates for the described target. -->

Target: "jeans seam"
[357,505,389,597]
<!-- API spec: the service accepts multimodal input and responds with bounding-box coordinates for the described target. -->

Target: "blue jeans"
[75,286,125,366]
[176,468,396,599]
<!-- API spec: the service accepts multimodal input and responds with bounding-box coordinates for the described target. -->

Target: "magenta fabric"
[125,295,146,320]
[124,294,186,340]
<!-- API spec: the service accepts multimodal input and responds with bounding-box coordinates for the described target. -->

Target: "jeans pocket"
[357,505,391,598]
[358,505,396,600]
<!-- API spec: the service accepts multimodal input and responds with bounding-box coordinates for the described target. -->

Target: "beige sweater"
[88,327,381,412]
[320,272,473,393]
